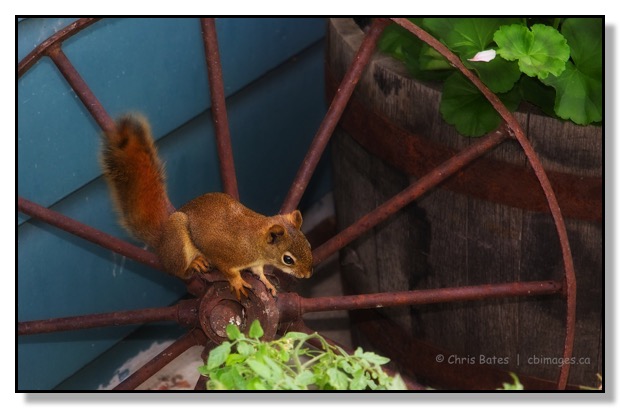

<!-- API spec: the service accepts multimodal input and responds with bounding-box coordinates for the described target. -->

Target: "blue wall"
[17,17,330,390]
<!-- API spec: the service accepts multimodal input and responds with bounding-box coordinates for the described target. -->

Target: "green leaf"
[256,343,268,359]
[295,370,315,387]
[422,18,523,93]
[247,359,272,380]
[439,72,521,136]
[246,377,268,390]
[466,57,521,93]
[538,18,602,125]
[350,370,368,390]
[226,324,242,340]
[338,359,355,374]
[379,20,453,81]
[418,44,452,71]
[494,24,570,80]
[206,379,226,390]
[326,368,349,390]
[378,20,424,63]
[282,331,308,340]
[278,348,290,363]
[225,352,246,366]
[229,367,247,390]
[541,62,602,124]
[562,18,602,78]
[197,364,210,376]
[262,355,284,378]
[207,342,231,370]
[359,351,390,365]
[424,18,521,58]
[248,319,264,339]
[217,370,237,390]
[236,342,254,356]
[498,372,524,390]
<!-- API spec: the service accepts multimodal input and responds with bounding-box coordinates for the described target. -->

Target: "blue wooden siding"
[18,17,329,390]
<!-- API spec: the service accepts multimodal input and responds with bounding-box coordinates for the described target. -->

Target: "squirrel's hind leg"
[157,212,209,279]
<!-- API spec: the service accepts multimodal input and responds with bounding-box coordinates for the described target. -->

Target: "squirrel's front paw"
[229,277,253,300]
[260,277,278,297]
[188,256,210,274]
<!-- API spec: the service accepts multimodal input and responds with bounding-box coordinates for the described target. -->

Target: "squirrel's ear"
[267,224,285,244]
[286,210,303,230]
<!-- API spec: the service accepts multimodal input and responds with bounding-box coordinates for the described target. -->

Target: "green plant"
[497,372,524,390]
[198,320,407,390]
[378,18,602,136]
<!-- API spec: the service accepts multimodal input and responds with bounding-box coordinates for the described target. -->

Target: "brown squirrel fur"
[100,114,312,299]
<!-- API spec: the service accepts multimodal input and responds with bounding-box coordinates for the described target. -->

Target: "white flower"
[468,49,497,62]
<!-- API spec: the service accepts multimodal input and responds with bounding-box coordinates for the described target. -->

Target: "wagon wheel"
[17,18,576,391]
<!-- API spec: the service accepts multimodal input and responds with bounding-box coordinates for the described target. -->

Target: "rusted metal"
[18,299,199,336]
[199,273,279,343]
[46,44,115,133]
[312,126,509,265]
[280,18,390,214]
[18,196,160,270]
[17,18,101,78]
[201,18,239,200]
[324,72,602,222]
[275,290,303,324]
[113,329,207,390]
[194,375,207,390]
[298,280,562,314]
[390,18,577,390]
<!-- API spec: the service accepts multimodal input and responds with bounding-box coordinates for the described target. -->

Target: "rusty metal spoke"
[194,374,207,390]
[46,44,115,133]
[280,18,390,214]
[18,299,199,336]
[18,196,160,270]
[201,18,239,200]
[297,280,562,314]
[113,329,207,390]
[312,126,509,265]
[276,280,562,324]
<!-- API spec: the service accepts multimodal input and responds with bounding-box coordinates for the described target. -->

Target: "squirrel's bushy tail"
[100,114,173,248]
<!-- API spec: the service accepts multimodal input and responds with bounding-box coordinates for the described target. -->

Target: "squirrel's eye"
[283,255,295,265]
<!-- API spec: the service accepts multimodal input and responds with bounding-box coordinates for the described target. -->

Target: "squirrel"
[100,114,313,299]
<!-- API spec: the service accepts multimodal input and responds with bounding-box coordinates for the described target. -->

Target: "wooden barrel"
[327,18,602,389]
